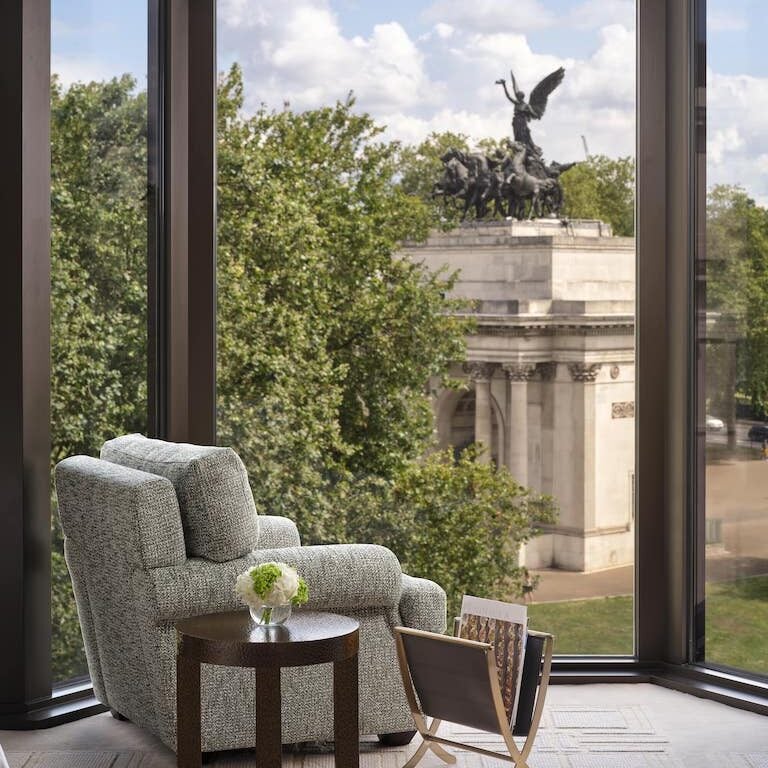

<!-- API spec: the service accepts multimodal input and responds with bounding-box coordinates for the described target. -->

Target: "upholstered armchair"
[55,435,446,754]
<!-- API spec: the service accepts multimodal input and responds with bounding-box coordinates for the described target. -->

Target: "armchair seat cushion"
[101,434,259,562]
[145,544,403,622]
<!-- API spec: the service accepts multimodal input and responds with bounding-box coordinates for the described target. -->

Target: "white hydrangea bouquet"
[236,561,309,626]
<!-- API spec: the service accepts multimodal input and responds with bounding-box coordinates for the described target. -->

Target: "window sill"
[0,683,106,730]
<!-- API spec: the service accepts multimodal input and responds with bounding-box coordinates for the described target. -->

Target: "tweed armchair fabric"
[399,573,447,634]
[255,515,302,549]
[56,456,186,570]
[101,434,260,562]
[55,449,448,754]
[148,544,401,622]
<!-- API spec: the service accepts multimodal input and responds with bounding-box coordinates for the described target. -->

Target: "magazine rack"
[394,626,554,768]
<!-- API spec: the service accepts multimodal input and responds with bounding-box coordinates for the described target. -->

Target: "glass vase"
[250,603,292,626]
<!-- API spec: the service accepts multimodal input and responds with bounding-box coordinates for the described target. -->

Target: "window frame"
[1,0,767,729]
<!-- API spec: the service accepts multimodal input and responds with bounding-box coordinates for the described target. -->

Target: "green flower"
[291,577,309,606]
[250,563,282,599]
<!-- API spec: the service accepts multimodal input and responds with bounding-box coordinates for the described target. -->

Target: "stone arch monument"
[405,218,635,572]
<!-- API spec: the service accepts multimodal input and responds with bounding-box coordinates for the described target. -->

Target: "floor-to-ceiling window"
[216,0,637,655]
[696,0,768,677]
[50,0,150,684]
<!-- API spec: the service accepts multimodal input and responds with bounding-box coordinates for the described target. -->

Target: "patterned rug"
[4,706,767,767]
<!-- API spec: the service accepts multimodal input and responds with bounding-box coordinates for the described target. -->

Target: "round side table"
[175,610,359,768]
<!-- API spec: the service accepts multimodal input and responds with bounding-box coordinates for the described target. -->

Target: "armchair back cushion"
[101,434,259,562]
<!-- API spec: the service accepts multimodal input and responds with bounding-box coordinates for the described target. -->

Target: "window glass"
[216,0,636,653]
[50,0,149,683]
[698,0,768,676]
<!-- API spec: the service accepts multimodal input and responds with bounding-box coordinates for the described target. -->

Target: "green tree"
[398,131,471,227]
[50,75,148,466]
[560,154,635,236]
[347,448,558,618]
[706,185,768,420]
[217,65,471,542]
[50,74,149,680]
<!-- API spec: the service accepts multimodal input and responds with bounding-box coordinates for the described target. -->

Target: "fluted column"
[502,363,536,485]
[464,362,496,463]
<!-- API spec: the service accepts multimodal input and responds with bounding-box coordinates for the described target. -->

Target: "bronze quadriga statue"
[434,67,577,222]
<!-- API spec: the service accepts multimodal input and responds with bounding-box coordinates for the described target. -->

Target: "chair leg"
[429,743,456,764]
[402,740,431,768]
[402,717,456,768]
[379,731,417,747]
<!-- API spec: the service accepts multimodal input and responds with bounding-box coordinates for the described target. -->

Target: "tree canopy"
[216,65,472,542]
[705,184,768,418]
[560,154,635,236]
[50,74,149,680]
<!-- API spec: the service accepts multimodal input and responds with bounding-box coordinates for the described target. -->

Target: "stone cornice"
[467,320,635,338]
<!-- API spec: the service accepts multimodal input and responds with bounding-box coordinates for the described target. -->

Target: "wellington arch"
[404,218,635,572]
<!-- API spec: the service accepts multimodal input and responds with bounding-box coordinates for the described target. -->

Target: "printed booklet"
[458,595,528,725]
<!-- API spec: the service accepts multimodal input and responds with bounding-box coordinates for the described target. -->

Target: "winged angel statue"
[495,67,565,157]
[434,65,574,220]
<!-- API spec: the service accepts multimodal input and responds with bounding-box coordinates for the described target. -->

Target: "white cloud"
[218,2,636,163]
[707,69,768,200]
[709,127,743,165]
[564,24,635,107]
[568,0,634,30]
[427,23,634,158]
[422,0,633,34]
[422,0,556,33]
[219,0,442,115]
[218,0,271,29]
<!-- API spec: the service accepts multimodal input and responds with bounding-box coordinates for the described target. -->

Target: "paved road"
[532,439,768,603]
[705,417,767,448]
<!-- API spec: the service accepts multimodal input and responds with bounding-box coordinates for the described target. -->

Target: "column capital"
[463,361,497,382]
[501,362,536,382]
[568,362,602,382]
[536,361,557,381]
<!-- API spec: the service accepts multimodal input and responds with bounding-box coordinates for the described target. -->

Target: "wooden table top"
[175,610,359,668]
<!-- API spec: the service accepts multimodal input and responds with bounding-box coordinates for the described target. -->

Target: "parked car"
[747,424,768,442]
[706,415,725,432]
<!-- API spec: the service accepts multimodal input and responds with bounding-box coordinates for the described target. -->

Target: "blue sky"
[707,0,768,77]
[51,1,766,80]
[51,1,146,86]
[50,1,768,201]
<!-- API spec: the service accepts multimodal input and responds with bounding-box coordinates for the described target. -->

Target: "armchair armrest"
[255,516,301,549]
[55,455,186,570]
[399,574,446,634]
[146,543,402,623]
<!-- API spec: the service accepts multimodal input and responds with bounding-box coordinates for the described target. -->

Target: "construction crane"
[581,135,590,160]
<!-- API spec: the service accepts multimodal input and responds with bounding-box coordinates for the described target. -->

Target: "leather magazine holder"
[394,624,554,768]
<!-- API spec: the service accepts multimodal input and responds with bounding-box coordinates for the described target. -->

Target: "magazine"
[458,595,528,725]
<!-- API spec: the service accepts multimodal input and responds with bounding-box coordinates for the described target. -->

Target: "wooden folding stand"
[394,626,554,768]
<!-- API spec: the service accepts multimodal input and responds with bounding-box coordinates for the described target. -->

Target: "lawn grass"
[705,576,768,674]
[527,575,768,673]
[528,595,634,656]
